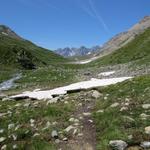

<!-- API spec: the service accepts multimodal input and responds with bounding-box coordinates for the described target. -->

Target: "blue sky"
[0,0,150,50]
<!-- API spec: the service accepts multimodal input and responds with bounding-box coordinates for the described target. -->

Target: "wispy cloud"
[79,0,109,33]
[88,0,109,33]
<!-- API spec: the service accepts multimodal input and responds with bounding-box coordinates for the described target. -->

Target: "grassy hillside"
[0,34,67,69]
[93,75,150,149]
[90,28,150,67]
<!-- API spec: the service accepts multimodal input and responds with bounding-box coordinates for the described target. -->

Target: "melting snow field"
[98,71,116,76]
[11,77,132,100]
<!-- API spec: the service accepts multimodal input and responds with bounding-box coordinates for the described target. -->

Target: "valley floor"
[0,62,150,150]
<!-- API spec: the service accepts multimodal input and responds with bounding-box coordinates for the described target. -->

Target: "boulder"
[109,140,128,150]
[141,141,150,149]
[92,90,102,99]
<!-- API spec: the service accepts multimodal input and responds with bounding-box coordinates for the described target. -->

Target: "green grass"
[93,75,150,149]
[0,34,68,69]
[90,28,150,67]
[3,66,78,94]
[0,97,76,150]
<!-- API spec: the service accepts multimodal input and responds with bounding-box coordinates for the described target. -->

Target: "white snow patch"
[10,77,132,100]
[98,71,115,76]
[75,56,99,64]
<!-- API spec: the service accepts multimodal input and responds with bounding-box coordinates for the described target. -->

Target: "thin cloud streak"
[88,0,109,33]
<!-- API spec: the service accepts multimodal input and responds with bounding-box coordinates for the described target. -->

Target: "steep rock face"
[99,16,150,56]
[0,25,22,40]
[55,46,101,57]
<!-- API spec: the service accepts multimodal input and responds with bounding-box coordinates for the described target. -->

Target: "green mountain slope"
[0,25,67,69]
[90,28,150,66]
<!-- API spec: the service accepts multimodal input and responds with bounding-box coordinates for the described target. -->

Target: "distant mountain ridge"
[98,16,150,56]
[55,46,101,57]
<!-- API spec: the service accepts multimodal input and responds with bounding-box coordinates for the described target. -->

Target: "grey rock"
[142,104,150,109]
[0,137,6,143]
[110,102,119,108]
[92,90,102,99]
[109,140,128,150]
[8,123,15,130]
[145,126,150,134]
[141,141,150,149]
[51,130,58,139]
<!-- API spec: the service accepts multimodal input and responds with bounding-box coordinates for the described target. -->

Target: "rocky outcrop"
[97,16,150,56]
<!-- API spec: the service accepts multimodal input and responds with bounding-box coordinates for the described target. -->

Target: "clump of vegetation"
[93,75,150,149]
[90,28,150,67]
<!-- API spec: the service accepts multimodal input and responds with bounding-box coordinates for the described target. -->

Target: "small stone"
[12,134,17,141]
[15,124,21,131]
[46,97,59,105]
[63,137,68,141]
[65,125,74,132]
[51,130,58,139]
[83,112,91,116]
[55,139,60,144]
[78,103,82,106]
[30,119,35,124]
[0,129,4,133]
[1,145,7,150]
[109,140,128,150]
[120,107,128,112]
[104,96,108,100]
[0,137,6,143]
[145,126,150,134]
[64,101,68,104]
[73,129,78,135]
[96,109,104,113]
[2,97,12,101]
[24,103,30,107]
[140,113,150,120]
[128,135,133,140]
[78,133,83,137]
[110,103,119,108]
[92,90,102,99]
[140,141,150,149]
[142,104,150,109]
[69,118,79,123]
[33,133,40,137]
[88,120,93,123]
[13,144,18,149]
[0,113,7,117]
[15,103,21,107]
[8,123,15,130]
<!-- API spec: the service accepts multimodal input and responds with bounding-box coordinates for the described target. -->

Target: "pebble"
[0,137,6,143]
[65,125,75,132]
[83,112,91,116]
[51,130,58,139]
[8,123,15,130]
[145,126,150,134]
[0,129,4,133]
[110,103,119,108]
[142,104,150,109]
